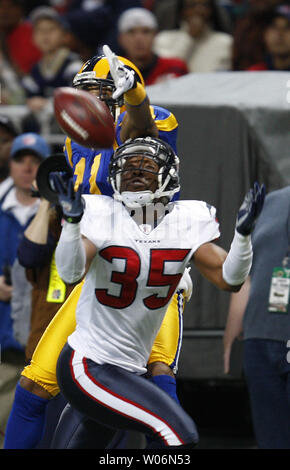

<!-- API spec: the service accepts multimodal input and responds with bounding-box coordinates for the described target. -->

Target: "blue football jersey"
[64,105,178,197]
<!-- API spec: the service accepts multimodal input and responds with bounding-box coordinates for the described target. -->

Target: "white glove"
[103,44,136,100]
[176,267,192,302]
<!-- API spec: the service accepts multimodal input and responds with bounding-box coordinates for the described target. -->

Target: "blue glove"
[236,182,266,236]
[51,174,85,223]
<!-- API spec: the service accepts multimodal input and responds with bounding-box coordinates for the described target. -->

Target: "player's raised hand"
[103,44,136,100]
[51,174,85,223]
[236,182,266,236]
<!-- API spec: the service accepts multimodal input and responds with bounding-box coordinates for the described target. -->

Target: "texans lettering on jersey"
[63,105,178,197]
[68,196,220,374]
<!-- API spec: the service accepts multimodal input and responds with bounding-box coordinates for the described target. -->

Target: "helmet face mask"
[109,136,180,209]
[72,55,144,121]
[73,71,122,118]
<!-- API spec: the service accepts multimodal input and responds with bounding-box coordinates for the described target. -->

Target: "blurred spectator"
[153,0,233,72]
[247,5,290,70]
[63,13,102,62]
[0,0,42,76]
[144,0,183,30]
[117,8,189,85]
[63,1,142,58]
[21,1,51,16]
[218,0,249,24]
[223,186,290,448]
[8,181,75,449]
[0,51,26,104]
[0,132,50,447]
[22,7,82,120]
[0,132,50,353]
[232,0,283,70]
[0,115,18,198]
[49,0,71,14]
[17,194,75,363]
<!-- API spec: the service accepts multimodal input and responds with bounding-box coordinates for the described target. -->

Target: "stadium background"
[2,70,290,447]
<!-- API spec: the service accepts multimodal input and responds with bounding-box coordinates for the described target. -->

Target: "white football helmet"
[109,136,180,209]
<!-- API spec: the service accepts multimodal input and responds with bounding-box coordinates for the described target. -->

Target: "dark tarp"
[148,71,290,377]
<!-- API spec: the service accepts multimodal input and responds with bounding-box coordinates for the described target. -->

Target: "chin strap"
[114,190,154,209]
[113,184,180,209]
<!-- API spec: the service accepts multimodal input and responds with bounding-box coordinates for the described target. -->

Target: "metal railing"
[0,103,65,146]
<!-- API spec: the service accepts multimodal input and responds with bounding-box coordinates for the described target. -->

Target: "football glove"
[103,44,137,100]
[236,182,266,236]
[51,174,85,223]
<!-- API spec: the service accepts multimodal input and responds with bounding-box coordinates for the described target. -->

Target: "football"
[53,87,115,148]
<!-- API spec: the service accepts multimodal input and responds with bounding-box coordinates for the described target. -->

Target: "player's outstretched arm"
[52,174,97,284]
[193,183,266,292]
[223,277,250,374]
[103,45,158,141]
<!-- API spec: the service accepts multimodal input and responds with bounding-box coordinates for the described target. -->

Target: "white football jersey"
[68,195,220,374]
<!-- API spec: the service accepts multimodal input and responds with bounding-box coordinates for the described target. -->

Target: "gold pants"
[22,282,184,396]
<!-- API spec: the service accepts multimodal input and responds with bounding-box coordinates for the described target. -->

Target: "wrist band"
[46,250,66,303]
[55,221,86,283]
[222,230,253,286]
[124,82,147,106]
[61,221,81,240]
